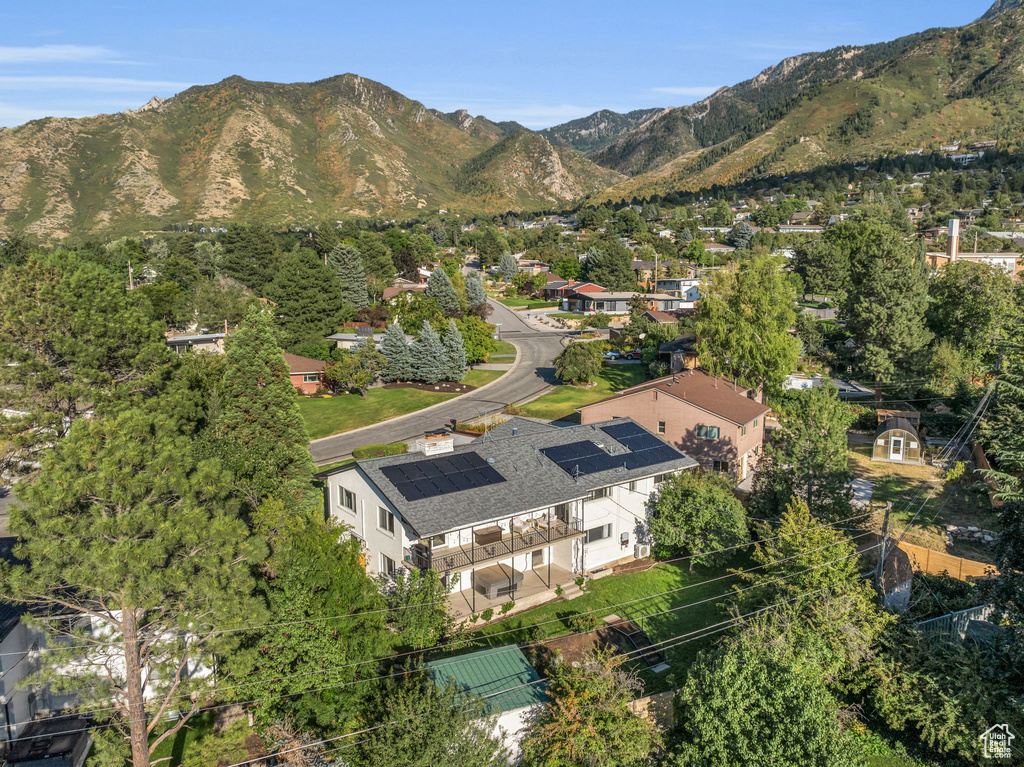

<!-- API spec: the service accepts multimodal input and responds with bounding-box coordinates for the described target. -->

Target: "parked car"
[621,349,642,360]
[602,350,623,360]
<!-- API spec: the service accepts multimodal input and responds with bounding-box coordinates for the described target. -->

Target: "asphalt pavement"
[308,300,569,465]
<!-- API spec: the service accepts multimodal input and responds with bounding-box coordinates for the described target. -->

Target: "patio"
[448,562,576,619]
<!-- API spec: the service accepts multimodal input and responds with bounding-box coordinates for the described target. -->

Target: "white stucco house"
[319,418,697,617]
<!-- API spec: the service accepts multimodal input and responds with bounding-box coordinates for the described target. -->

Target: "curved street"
[308,300,569,465]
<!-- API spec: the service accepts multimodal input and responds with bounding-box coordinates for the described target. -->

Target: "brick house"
[283,352,327,394]
[577,370,770,481]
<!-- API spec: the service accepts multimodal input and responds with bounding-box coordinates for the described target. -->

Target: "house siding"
[580,391,765,480]
[290,373,322,395]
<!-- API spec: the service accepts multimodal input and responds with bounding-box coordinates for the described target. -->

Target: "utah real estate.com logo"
[980,724,1015,760]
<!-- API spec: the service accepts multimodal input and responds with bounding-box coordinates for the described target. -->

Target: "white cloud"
[0,44,117,64]
[649,86,721,97]
[0,76,190,92]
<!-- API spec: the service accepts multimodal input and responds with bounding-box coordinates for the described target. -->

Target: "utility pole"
[875,502,892,590]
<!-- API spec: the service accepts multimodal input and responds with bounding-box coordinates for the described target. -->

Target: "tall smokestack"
[947,219,960,262]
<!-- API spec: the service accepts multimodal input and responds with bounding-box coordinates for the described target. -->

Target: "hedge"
[352,442,409,459]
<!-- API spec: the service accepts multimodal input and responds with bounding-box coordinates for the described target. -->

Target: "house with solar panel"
[320,418,697,617]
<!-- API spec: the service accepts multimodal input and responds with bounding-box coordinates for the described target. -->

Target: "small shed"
[872,417,922,465]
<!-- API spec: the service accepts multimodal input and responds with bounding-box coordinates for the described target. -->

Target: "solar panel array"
[539,423,684,478]
[380,451,506,501]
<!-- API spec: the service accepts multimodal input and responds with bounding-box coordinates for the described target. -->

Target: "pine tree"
[441,320,468,382]
[327,243,369,310]
[264,249,347,348]
[220,223,281,293]
[466,271,487,309]
[499,251,518,282]
[380,321,414,383]
[425,267,461,316]
[410,320,446,384]
[218,306,315,507]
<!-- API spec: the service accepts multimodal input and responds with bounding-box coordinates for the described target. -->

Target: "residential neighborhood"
[2,1,1024,765]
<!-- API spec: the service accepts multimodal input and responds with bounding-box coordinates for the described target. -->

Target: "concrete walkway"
[473,363,515,370]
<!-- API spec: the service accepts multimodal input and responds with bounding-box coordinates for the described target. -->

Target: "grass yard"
[847,444,1000,561]
[314,457,356,472]
[457,560,739,694]
[497,298,560,310]
[520,365,648,421]
[489,340,518,358]
[461,368,505,388]
[299,388,458,440]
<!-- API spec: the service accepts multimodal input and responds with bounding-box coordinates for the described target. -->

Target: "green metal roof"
[425,645,548,713]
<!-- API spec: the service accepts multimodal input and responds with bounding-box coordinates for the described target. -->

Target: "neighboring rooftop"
[424,645,547,714]
[329,417,697,537]
[281,352,327,374]
[582,370,770,426]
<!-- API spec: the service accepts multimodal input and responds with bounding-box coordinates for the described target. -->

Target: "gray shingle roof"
[334,418,698,538]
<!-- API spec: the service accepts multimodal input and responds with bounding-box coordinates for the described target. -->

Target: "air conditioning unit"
[634,544,651,559]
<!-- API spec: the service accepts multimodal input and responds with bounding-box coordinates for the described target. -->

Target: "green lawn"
[498,298,560,310]
[458,561,738,694]
[300,388,458,440]
[520,365,648,421]
[301,368,510,440]
[489,340,518,358]
[462,368,505,387]
[314,457,356,472]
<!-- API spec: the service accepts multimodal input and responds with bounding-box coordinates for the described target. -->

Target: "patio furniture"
[474,525,503,545]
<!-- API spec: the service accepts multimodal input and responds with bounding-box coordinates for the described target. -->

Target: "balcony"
[410,517,585,572]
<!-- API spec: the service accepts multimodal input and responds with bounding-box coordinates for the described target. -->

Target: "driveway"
[308,300,569,464]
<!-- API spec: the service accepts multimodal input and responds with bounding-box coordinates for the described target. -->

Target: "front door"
[531,550,544,568]
[889,437,904,461]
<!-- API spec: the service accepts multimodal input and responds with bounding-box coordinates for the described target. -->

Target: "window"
[742,425,747,437]
[657,421,667,435]
[628,480,639,492]
[302,373,319,383]
[595,301,605,311]
[654,472,673,485]
[589,487,610,500]
[378,507,396,534]
[695,425,720,441]
[586,524,612,543]
[554,503,571,521]
[379,554,396,577]
[713,460,731,473]
[422,534,445,549]
[338,487,356,512]
[753,418,759,428]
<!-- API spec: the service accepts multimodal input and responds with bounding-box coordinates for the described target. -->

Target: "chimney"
[947,219,960,262]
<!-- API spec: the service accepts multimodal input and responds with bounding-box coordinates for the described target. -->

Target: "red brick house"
[578,370,770,480]
[283,352,327,394]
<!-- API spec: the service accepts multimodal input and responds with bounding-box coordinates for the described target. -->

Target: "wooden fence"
[897,540,999,580]
[630,691,675,730]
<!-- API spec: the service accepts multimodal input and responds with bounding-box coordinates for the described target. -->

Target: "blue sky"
[0,0,996,130]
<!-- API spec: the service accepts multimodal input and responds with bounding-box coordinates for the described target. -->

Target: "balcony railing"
[410,518,585,572]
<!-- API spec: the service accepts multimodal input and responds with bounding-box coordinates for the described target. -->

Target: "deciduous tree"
[554,341,603,385]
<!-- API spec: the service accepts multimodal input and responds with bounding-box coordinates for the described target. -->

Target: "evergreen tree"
[380,321,414,383]
[728,221,755,250]
[410,320,446,384]
[220,223,281,293]
[218,306,316,508]
[465,271,487,309]
[327,243,369,310]
[498,251,519,282]
[441,320,468,382]
[425,267,462,316]
[354,231,397,283]
[0,407,265,767]
[581,246,637,291]
[840,222,932,386]
[476,227,508,268]
[0,253,169,477]
[264,249,347,348]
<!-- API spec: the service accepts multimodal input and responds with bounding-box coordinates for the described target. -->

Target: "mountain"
[0,75,615,239]
[980,0,1023,20]
[539,108,666,154]
[453,129,624,210]
[591,3,1024,204]
[429,109,524,142]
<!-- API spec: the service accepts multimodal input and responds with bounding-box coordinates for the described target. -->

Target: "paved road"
[308,300,569,465]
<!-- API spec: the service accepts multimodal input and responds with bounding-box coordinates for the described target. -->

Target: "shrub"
[945,460,967,484]
[565,610,600,634]
[554,584,564,598]
[500,601,515,615]
[469,613,479,623]
[352,442,409,460]
[480,608,495,622]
